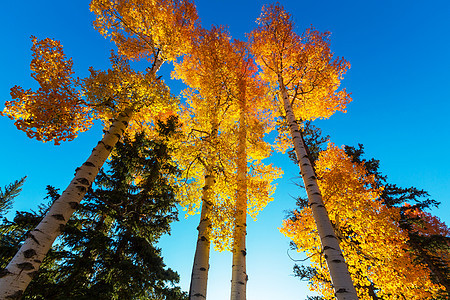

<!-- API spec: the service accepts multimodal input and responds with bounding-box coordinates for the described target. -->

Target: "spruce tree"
[287,124,449,299]
[0,117,187,299]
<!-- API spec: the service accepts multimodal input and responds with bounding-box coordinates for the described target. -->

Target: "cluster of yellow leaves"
[246,161,282,220]
[83,52,178,140]
[172,26,282,251]
[249,4,351,151]
[1,37,93,145]
[90,0,199,62]
[172,26,244,215]
[280,144,443,299]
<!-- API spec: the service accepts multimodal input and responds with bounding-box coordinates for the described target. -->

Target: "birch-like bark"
[0,108,133,300]
[230,97,248,300]
[189,168,215,300]
[278,74,358,300]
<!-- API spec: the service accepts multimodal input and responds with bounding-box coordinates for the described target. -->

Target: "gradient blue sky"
[1,1,450,299]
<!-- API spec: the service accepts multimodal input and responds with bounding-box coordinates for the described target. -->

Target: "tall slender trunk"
[0,108,133,300]
[277,74,358,300]
[230,89,248,300]
[189,168,215,300]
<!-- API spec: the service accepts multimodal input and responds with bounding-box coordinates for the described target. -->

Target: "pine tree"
[0,117,187,300]
[346,144,450,297]
[282,133,449,299]
[0,177,26,218]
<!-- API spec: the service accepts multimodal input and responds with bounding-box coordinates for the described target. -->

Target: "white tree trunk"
[0,109,133,300]
[278,74,358,300]
[189,169,215,300]
[230,102,248,300]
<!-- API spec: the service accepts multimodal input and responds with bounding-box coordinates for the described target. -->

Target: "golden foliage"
[249,4,352,151]
[2,37,93,144]
[90,0,199,62]
[280,144,443,299]
[172,26,282,251]
[83,52,178,140]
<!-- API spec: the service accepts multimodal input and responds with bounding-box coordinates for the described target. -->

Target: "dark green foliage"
[288,121,329,167]
[292,266,325,300]
[295,196,309,210]
[0,117,187,299]
[293,265,318,282]
[0,186,67,299]
[344,144,386,185]
[306,296,325,300]
[0,177,26,218]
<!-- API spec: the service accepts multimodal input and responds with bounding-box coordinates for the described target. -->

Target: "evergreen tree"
[0,177,26,218]
[345,145,450,297]
[0,186,68,299]
[285,124,449,299]
[0,117,187,299]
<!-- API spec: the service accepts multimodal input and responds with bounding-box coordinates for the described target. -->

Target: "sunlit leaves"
[2,37,93,144]
[249,4,352,149]
[281,144,443,299]
[90,0,199,62]
[83,52,178,139]
[172,26,282,251]
[2,34,178,147]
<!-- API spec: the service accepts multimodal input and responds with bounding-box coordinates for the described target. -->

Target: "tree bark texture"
[0,109,133,300]
[189,169,215,300]
[278,74,358,300]
[230,97,248,300]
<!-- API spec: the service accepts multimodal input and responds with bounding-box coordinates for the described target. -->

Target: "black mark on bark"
[76,186,87,193]
[325,235,337,239]
[52,214,65,221]
[5,290,23,300]
[83,162,95,167]
[27,233,40,245]
[27,271,39,278]
[17,262,34,271]
[76,178,90,185]
[23,249,37,258]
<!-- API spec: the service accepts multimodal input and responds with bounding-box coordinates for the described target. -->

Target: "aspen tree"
[281,144,444,299]
[229,40,279,300]
[173,26,281,300]
[173,26,240,299]
[250,4,356,299]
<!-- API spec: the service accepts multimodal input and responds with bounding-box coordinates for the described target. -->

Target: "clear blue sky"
[1,1,450,299]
